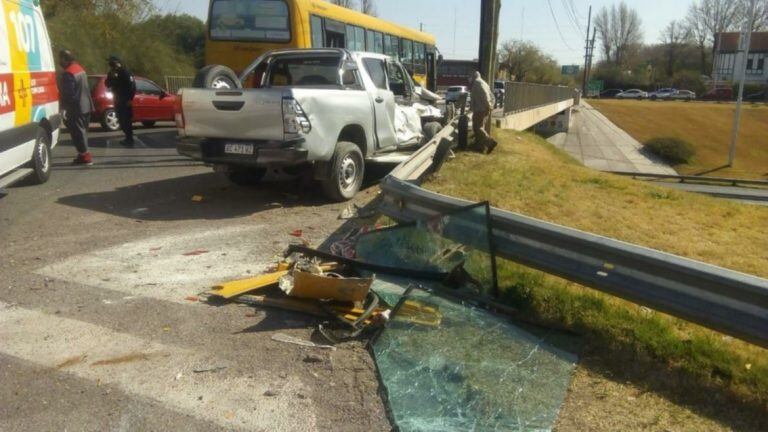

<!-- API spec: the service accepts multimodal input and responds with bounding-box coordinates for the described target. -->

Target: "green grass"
[590,99,768,180]
[425,129,768,409]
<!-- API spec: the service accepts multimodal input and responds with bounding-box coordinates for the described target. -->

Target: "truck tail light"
[282,97,312,134]
[174,91,185,130]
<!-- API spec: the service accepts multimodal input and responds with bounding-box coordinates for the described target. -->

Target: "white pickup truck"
[176,48,445,201]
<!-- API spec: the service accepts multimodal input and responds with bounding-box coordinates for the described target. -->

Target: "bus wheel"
[193,65,242,89]
[30,127,52,185]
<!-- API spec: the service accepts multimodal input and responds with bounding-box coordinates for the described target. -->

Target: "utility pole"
[581,5,592,96]
[586,27,597,92]
[729,0,757,167]
[478,0,501,131]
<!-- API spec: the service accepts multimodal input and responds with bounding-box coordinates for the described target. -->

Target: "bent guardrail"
[379,129,768,349]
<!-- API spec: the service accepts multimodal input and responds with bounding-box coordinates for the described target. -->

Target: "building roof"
[715,32,768,53]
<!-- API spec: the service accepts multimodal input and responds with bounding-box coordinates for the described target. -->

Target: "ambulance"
[0,0,59,189]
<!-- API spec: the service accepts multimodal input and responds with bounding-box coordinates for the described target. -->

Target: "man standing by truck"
[469,71,498,154]
[105,55,136,146]
[58,50,94,166]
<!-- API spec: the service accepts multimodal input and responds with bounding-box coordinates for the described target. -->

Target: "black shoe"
[119,139,135,147]
[486,140,498,154]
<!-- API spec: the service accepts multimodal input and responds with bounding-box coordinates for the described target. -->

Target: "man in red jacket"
[59,50,94,165]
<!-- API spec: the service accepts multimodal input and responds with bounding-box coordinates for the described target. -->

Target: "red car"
[702,87,733,101]
[89,75,176,131]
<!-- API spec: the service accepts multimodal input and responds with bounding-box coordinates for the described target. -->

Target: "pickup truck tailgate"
[180,88,285,141]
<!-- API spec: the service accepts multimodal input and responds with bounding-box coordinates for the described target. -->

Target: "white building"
[713,32,768,84]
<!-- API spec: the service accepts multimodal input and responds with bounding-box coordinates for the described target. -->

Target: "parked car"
[746,90,767,102]
[0,0,60,190]
[668,90,696,101]
[649,88,677,100]
[176,49,447,201]
[599,89,623,98]
[89,75,177,132]
[445,86,468,103]
[616,89,648,99]
[701,87,733,101]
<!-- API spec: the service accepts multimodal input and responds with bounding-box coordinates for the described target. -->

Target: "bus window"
[355,27,365,51]
[414,42,426,75]
[310,15,323,47]
[383,35,392,56]
[366,30,375,52]
[374,32,384,54]
[384,35,399,58]
[210,0,291,42]
[346,25,356,50]
[324,19,346,47]
[401,39,413,70]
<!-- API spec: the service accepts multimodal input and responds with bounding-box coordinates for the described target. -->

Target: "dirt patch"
[56,355,86,369]
[91,353,152,367]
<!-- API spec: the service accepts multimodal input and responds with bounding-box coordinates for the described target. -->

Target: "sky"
[154,0,695,65]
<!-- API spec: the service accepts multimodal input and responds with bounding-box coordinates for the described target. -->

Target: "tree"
[686,0,741,47]
[497,40,571,85]
[329,0,356,8]
[360,0,377,16]
[660,20,691,77]
[685,3,711,73]
[140,14,206,68]
[594,2,643,68]
[738,0,768,32]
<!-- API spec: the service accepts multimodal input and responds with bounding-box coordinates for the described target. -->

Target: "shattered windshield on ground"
[371,286,578,432]
[351,203,578,431]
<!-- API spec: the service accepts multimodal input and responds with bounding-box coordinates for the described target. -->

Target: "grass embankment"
[590,99,768,180]
[425,130,768,416]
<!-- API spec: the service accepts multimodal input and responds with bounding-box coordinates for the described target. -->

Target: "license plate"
[224,143,255,155]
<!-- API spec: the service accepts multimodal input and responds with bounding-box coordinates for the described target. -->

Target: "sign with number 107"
[8,10,36,54]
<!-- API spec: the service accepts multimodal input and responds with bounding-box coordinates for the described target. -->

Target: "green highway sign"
[561,65,580,76]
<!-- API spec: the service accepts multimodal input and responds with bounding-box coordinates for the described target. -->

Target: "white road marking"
[36,225,280,304]
[0,302,317,431]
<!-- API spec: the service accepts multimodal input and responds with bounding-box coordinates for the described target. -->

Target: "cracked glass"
[371,286,577,432]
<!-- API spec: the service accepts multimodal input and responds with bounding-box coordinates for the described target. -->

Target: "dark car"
[746,90,767,102]
[599,89,623,99]
[701,87,733,101]
[89,75,177,131]
[494,80,505,108]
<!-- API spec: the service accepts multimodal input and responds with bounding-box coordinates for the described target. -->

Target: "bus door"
[426,51,437,92]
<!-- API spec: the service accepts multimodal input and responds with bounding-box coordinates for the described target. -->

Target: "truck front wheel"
[322,141,364,202]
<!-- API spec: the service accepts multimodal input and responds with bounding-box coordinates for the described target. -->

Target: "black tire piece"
[30,127,52,185]
[101,109,120,132]
[141,121,156,128]
[423,121,443,142]
[193,65,242,89]
[225,167,266,186]
[321,141,364,202]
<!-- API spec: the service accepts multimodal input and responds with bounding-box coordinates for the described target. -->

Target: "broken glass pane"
[356,203,497,297]
[372,287,577,432]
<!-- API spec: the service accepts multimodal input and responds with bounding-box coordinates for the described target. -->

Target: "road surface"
[0,125,390,431]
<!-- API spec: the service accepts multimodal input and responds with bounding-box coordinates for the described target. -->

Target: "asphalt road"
[0,124,391,431]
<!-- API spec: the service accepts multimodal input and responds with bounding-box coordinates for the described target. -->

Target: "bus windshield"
[210,0,290,42]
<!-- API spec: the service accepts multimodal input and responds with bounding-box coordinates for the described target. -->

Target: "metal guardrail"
[165,76,194,94]
[380,128,768,348]
[503,81,578,115]
[611,171,768,188]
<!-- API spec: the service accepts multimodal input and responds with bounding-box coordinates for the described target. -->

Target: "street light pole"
[728,0,757,167]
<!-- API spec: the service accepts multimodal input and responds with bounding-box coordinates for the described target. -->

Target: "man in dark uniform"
[58,50,94,165]
[105,55,136,146]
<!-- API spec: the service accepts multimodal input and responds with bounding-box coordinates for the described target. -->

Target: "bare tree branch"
[360,0,377,16]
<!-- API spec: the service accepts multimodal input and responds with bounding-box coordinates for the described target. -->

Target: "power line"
[546,0,577,51]
[561,0,585,37]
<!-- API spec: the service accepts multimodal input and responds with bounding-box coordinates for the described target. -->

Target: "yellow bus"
[206,0,440,90]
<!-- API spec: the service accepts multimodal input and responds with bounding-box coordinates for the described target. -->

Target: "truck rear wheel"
[321,141,364,202]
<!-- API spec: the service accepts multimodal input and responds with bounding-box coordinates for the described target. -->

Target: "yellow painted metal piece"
[288,271,372,302]
[210,271,289,299]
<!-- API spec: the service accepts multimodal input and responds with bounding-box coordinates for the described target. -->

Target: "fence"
[164,76,194,94]
[503,81,578,115]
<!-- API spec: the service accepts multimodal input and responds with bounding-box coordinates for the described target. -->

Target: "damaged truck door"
[176,48,446,202]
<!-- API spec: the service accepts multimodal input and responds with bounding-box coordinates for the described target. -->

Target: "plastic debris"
[289,229,304,238]
[271,333,336,351]
[183,249,210,257]
[191,195,204,202]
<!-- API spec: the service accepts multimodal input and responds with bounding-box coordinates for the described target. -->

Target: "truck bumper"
[177,138,309,167]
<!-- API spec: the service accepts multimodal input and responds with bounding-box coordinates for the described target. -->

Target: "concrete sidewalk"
[548,102,677,176]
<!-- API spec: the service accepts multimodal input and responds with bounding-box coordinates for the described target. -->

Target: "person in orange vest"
[58,50,94,165]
